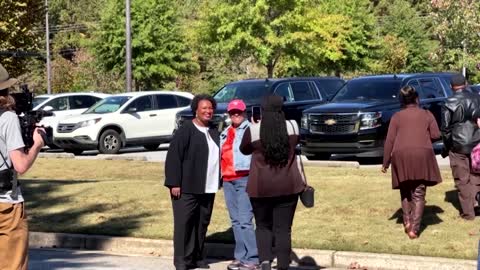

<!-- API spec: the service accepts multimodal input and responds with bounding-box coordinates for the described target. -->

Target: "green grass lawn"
[21,159,480,260]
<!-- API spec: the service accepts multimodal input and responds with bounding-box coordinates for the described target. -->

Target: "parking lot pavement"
[29,248,342,270]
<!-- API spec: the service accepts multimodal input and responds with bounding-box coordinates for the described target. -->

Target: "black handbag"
[289,120,315,208]
[300,185,315,208]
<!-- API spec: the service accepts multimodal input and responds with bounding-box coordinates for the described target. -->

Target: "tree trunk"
[267,63,274,78]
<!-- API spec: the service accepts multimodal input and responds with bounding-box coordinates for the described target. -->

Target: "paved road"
[29,248,341,270]
[45,144,451,168]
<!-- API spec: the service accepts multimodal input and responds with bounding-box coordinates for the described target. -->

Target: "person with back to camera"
[220,99,259,270]
[0,64,45,270]
[164,94,220,270]
[240,95,306,270]
[382,85,442,239]
[441,74,480,221]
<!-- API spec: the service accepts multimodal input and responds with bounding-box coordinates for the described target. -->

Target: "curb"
[38,152,75,159]
[29,232,476,270]
[302,159,360,168]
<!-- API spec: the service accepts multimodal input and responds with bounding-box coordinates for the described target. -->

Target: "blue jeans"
[223,176,259,264]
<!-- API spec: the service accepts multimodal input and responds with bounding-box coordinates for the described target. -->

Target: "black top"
[441,90,480,154]
[164,120,221,194]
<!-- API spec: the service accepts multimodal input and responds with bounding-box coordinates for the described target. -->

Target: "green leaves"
[92,0,198,90]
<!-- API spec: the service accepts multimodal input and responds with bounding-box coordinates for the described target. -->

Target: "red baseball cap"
[227,99,246,112]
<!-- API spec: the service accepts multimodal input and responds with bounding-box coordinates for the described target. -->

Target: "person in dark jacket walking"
[240,95,306,270]
[164,94,220,270]
[441,74,480,221]
[382,86,442,239]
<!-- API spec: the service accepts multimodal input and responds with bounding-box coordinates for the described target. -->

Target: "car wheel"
[306,154,331,160]
[99,129,122,154]
[64,149,83,155]
[143,144,160,151]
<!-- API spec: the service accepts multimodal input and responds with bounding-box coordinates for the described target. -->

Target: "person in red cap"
[221,99,259,270]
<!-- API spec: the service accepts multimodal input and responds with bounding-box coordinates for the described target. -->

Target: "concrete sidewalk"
[30,232,477,270]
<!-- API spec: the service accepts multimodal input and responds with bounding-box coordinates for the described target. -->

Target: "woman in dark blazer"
[382,86,442,239]
[165,94,221,270]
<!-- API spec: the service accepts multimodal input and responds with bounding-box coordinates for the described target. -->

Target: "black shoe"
[189,261,210,269]
[260,261,271,270]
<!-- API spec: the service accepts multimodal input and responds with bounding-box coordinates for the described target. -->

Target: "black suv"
[175,77,344,130]
[300,73,459,160]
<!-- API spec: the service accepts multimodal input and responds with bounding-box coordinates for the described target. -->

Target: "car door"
[274,81,322,125]
[414,77,446,126]
[38,96,70,127]
[153,94,185,136]
[121,95,156,139]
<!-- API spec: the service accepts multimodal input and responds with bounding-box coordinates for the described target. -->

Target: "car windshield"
[331,80,402,102]
[213,81,270,104]
[84,96,131,114]
[32,97,50,108]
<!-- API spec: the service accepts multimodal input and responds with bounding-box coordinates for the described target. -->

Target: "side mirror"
[126,107,137,113]
[43,105,54,111]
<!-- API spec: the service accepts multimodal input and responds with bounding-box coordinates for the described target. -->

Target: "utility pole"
[462,40,467,78]
[45,0,52,94]
[125,0,132,92]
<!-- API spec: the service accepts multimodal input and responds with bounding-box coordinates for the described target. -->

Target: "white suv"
[33,92,110,129]
[53,91,193,155]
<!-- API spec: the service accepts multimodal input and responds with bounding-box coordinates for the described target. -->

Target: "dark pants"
[172,193,215,270]
[400,181,426,234]
[250,194,298,270]
[449,152,480,220]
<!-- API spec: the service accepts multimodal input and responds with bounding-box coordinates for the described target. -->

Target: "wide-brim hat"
[0,64,18,90]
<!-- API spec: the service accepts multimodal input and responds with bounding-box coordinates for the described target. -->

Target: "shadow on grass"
[444,189,462,214]
[291,251,328,269]
[389,205,444,235]
[21,178,155,236]
[206,227,234,243]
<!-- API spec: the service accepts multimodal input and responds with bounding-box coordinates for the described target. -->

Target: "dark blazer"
[164,120,221,194]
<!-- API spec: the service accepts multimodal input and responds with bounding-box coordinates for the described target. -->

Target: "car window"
[273,82,294,102]
[84,96,131,114]
[291,81,316,101]
[69,95,101,109]
[155,94,178,109]
[332,80,401,101]
[176,96,191,107]
[126,96,154,112]
[43,97,69,111]
[418,78,445,99]
[317,80,344,100]
[213,81,270,104]
[32,97,50,108]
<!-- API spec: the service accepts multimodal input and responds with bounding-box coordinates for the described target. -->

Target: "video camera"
[10,84,53,151]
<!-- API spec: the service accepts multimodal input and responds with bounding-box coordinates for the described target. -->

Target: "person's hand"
[381,166,388,173]
[170,187,181,198]
[477,118,480,128]
[33,127,45,148]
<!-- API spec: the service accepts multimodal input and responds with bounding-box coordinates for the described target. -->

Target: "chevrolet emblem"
[324,119,336,125]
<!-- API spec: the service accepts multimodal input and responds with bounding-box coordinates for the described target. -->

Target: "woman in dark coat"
[240,95,306,270]
[164,94,221,270]
[382,85,442,239]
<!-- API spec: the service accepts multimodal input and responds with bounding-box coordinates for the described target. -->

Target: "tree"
[430,0,480,80]
[374,0,438,72]
[92,0,198,90]
[0,0,44,76]
[198,0,370,78]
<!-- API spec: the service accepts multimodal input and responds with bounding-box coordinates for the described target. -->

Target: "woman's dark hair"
[190,94,217,116]
[260,95,289,167]
[399,85,418,107]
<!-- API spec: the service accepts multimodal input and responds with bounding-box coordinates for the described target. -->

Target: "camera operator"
[0,64,44,270]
